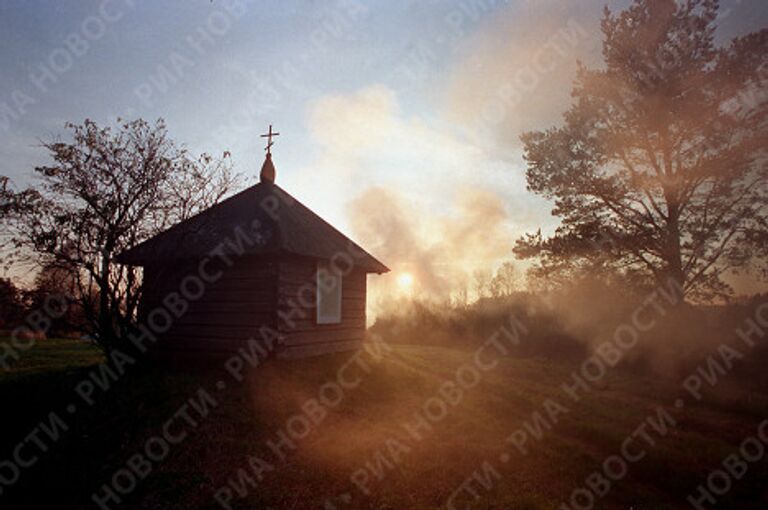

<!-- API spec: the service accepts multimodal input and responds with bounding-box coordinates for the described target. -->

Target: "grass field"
[0,336,766,509]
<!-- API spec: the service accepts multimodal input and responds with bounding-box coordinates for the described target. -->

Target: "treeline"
[0,265,82,338]
[371,280,768,377]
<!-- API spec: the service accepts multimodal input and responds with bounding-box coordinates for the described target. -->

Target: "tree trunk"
[98,248,114,348]
[664,202,686,297]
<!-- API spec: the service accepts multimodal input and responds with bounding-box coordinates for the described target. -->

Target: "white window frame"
[316,262,342,324]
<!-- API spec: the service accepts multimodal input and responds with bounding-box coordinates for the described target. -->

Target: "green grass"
[0,337,104,380]
[0,338,766,509]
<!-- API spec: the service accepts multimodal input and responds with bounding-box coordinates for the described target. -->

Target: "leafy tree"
[515,0,768,301]
[23,262,83,336]
[0,277,25,329]
[6,119,243,351]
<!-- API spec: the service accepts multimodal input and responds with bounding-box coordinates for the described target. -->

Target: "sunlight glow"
[397,272,414,291]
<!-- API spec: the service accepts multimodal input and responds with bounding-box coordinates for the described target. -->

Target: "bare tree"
[490,261,519,297]
[0,176,18,270]
[5,118,243,351]
[473,269,492,300]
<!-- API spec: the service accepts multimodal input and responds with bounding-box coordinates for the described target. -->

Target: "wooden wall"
[139,256,278,359]
[276,257,367,359]
[138,254,368,361]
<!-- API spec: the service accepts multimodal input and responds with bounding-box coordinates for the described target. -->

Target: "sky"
[1,0,767,303]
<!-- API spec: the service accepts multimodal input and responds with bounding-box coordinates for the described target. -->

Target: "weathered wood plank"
[173,312,275,327]
[167,323,274,339]
[278,274,366,290]
[279,286,366,300]
[278,315,366,332]
[281,328,365,346]
[277,340,363,359]
[183,301,276,314]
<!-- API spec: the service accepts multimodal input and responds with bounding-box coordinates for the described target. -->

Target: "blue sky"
[1,0,766,298]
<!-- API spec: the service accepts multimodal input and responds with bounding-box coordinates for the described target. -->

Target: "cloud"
[294,83,551,221]
[441,0,605,150]
[287,85,547,314]
[299,84,484,196]
[347,183,514,312]
[308,86,401,157]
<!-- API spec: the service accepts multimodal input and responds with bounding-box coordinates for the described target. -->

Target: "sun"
[397,272,414,290]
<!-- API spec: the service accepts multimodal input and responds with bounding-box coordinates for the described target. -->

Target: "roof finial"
[259,124,279,184]
[260,124,280,155]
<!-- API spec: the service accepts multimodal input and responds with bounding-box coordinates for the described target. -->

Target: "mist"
[347,184,514,315]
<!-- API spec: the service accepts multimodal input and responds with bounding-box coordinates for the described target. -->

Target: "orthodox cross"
[260,124,280,154]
